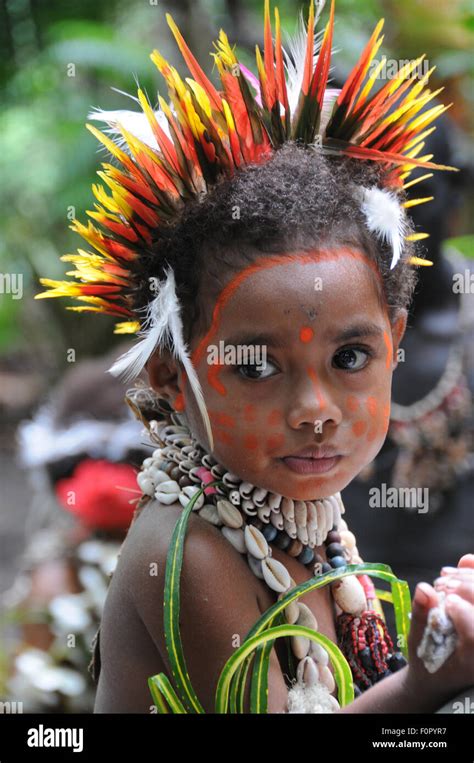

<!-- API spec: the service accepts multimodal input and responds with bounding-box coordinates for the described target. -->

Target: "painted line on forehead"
[192,248,383,368]
[307,366,325,410]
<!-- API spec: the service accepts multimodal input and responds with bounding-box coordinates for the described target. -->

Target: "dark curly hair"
[130,143,418,342]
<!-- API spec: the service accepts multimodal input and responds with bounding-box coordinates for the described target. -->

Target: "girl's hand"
[405,554,474,706]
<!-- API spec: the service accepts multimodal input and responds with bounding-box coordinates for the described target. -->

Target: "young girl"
[36,1,473,713]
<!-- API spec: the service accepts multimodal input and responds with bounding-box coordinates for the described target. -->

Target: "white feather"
[360,186,407,269]
[87,106,172,152]
[282,6,325,116]
[108,269,213,449]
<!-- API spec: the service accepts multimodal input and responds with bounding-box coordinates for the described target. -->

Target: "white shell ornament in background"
[331,575,367,616]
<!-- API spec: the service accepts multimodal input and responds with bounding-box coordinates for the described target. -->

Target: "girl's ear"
[390,308,408,369]
[146,350,181,402]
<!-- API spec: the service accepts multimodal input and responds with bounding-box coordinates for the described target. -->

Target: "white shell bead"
[294,501,307,527]
[331,575,367,615]
[247,553,264,579]
[270,512,284,530]
[137,473,155,496]
[155,480,180,504]
[229,490,241,506]
[221,526,246,554]
[296,525,309,545]
[283,518,297,539]
[149,468,172,484]
[268,494,282,512]
[322,498,333,534]
[244,525,269,560]
[257,504,271,523]
[281,497,295,521]
[198,504,221,526]
[296,602,318,632]
[178,486,204,510]
[241,499,257,516]
[340,530,356,549]
[252,487,267,507]
[217,499,243,529]
[239,481,254,499]
[296,656,320,687]
[319,664,335,693]
[261,557,291,593]
[309,641,329,667]
[291,635,310,660]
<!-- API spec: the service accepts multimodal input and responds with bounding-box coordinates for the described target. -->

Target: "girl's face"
[152,249,406,501]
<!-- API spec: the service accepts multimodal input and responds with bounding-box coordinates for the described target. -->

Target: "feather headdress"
[36,0,456,382]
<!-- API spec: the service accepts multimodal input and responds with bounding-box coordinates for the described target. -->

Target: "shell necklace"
[136,412,407,712]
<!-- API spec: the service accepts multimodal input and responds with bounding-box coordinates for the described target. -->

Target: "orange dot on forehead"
[299,326,314,343]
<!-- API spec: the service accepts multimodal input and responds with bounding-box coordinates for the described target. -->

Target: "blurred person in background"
[0,347,150,712]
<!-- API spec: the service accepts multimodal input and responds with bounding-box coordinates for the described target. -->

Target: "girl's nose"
[286,366,342,431]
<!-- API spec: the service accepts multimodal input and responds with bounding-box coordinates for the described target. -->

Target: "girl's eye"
[333,347,371,371]
[237,359,279,380]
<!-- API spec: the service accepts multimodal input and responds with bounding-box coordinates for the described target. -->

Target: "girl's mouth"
[280,454,342,475]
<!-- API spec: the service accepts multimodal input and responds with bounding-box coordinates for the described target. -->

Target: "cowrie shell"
[315,501,326,545]
[221,526,246,554]
[322,498,334,535]
[283,518,297,539]
[268,494,282,512]
[155,480,180,504]
[296,525,309,545]
[217,499,243,528]
[239,481,254,499]
[319,664,335,693]
[179,486,204,510]
[296,602,318,632]
[244,525,269,560]
[257,504,271,523]
[296,656,320,687]
[340,530,356,550]
[148,468,170,484]
[202,454,216,468]
[211,464,225,478]
[294,501,307,527]
[291,635,310,660]
[247,554,264,579]
[241,499,257,516]
[261,557,291,593]
[137,473,154,496]
[252,487,267,507]
[326,494,341,530]
[178,459,194,474]
[270,511,284,530]
[278,588,299,624]
[222,471,240,487]
[281,498,294,522]
[309,641,329,667]
[198,504,221,526]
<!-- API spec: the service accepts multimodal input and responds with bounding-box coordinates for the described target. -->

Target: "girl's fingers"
[445,594,474,644]
[434,577,474,604]
[457,554,474,569]
[440,566,474,578]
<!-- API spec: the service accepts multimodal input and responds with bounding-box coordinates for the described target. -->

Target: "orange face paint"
[174,392,185,411]
[215,429,233,445]
[207,362,227,396]
[209,411,235,428]
[352,420,367,437]
[243,434,259,450]
[346,395,359,413]
[266,432,285,451]
[307,366,325,409]
[299,326,314,343]
[383,330,392,370]
[267,409,283,426]
[243,404,256,422]
[366,396,378,417]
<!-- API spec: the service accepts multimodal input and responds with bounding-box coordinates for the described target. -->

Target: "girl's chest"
[254,545,338,680]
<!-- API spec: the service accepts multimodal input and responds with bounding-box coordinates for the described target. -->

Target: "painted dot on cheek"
[352,420,367,437]
[266,432,285,451]
[346,395,359,413]
[209,411,236,428]
[243,434,259,450]
[215,429,233,445]
[244,404,256,422]
[299,326,314,343]
[267,409,283,426]
[366,396,378,417]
